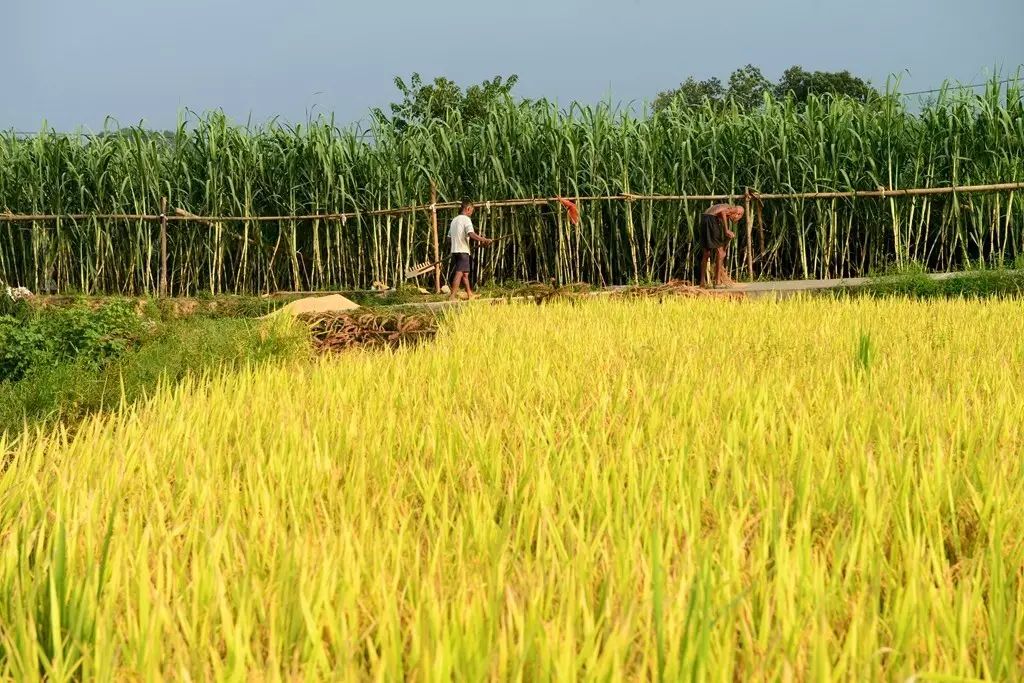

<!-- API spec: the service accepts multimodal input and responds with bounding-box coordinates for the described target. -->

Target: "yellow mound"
[275,294,360,316]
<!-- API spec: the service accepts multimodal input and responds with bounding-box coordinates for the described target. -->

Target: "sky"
[4,0,1022,133]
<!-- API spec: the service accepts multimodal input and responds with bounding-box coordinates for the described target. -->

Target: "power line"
[900,77,1021,97]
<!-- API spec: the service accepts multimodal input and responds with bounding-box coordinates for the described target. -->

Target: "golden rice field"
[2,297,1024,681]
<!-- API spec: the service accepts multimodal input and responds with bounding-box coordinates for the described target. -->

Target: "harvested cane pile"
[517,282,595,305]
[521,280,745,306]
[488,281,597,305]
[618,280,746,301]
[301,311,439,353]
[301,281,740,353]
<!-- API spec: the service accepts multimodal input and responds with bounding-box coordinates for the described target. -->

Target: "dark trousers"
[446,253,477,288]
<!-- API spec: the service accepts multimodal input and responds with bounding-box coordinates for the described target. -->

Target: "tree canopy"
[376,66,878,124]
[654,64,877,112]
[775,66,876,103]
[375,73,520,129]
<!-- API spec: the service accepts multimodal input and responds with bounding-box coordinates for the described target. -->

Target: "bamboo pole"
[745,181,1024,201]
[159,197,168,297]
[757,200,765,262]
[430,183,441,294]
[744,190,754,280]
[0,213,160,221]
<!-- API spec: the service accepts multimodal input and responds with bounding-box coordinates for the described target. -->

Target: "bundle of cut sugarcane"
[302,311,438,351]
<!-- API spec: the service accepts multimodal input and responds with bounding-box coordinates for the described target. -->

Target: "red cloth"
[556,197,580,225]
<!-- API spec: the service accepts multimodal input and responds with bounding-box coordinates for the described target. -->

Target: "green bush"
[0,317,49,381]
[0,302,144,382]
[0,316,308,436]
[38,302,143,367]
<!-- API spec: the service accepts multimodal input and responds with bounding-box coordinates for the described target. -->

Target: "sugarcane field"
[3,4,1024,679]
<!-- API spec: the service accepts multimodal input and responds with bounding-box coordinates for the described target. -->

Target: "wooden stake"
[159,196,168,297]
[430,183,441,293]
[744,189,754,280]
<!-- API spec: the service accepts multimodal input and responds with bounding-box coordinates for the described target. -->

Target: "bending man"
[448,200,493,300]
[698,203,744,287]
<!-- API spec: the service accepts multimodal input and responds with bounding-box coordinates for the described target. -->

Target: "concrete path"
[732,276,867,295]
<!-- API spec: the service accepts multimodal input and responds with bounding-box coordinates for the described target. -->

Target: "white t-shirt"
[448,214,475,254]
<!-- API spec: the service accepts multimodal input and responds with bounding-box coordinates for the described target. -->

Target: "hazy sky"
[5,0,1022,132]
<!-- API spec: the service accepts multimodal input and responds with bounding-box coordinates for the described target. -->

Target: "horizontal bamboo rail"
[0,181,1020,223]
[0,213,157,221]
[0,207,415,223]
[748,181,1024,200]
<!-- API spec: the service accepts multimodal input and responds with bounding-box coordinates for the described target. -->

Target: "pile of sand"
[274,294,361,317]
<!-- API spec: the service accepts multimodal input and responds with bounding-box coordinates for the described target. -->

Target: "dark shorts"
[698,213,728,250]
[451,253,471,273]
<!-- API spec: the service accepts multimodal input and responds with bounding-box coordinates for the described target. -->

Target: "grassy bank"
[845,265,1024,299]
[0,301,307,436]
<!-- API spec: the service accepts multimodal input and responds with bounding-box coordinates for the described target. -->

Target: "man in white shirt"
[448,200,493,300]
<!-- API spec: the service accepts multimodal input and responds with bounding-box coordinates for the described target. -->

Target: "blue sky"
[5,0,1022,132]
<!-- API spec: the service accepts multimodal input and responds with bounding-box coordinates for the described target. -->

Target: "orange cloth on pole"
[556,197,580,225]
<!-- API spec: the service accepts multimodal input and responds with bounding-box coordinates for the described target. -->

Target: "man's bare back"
[704,203,735,217]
